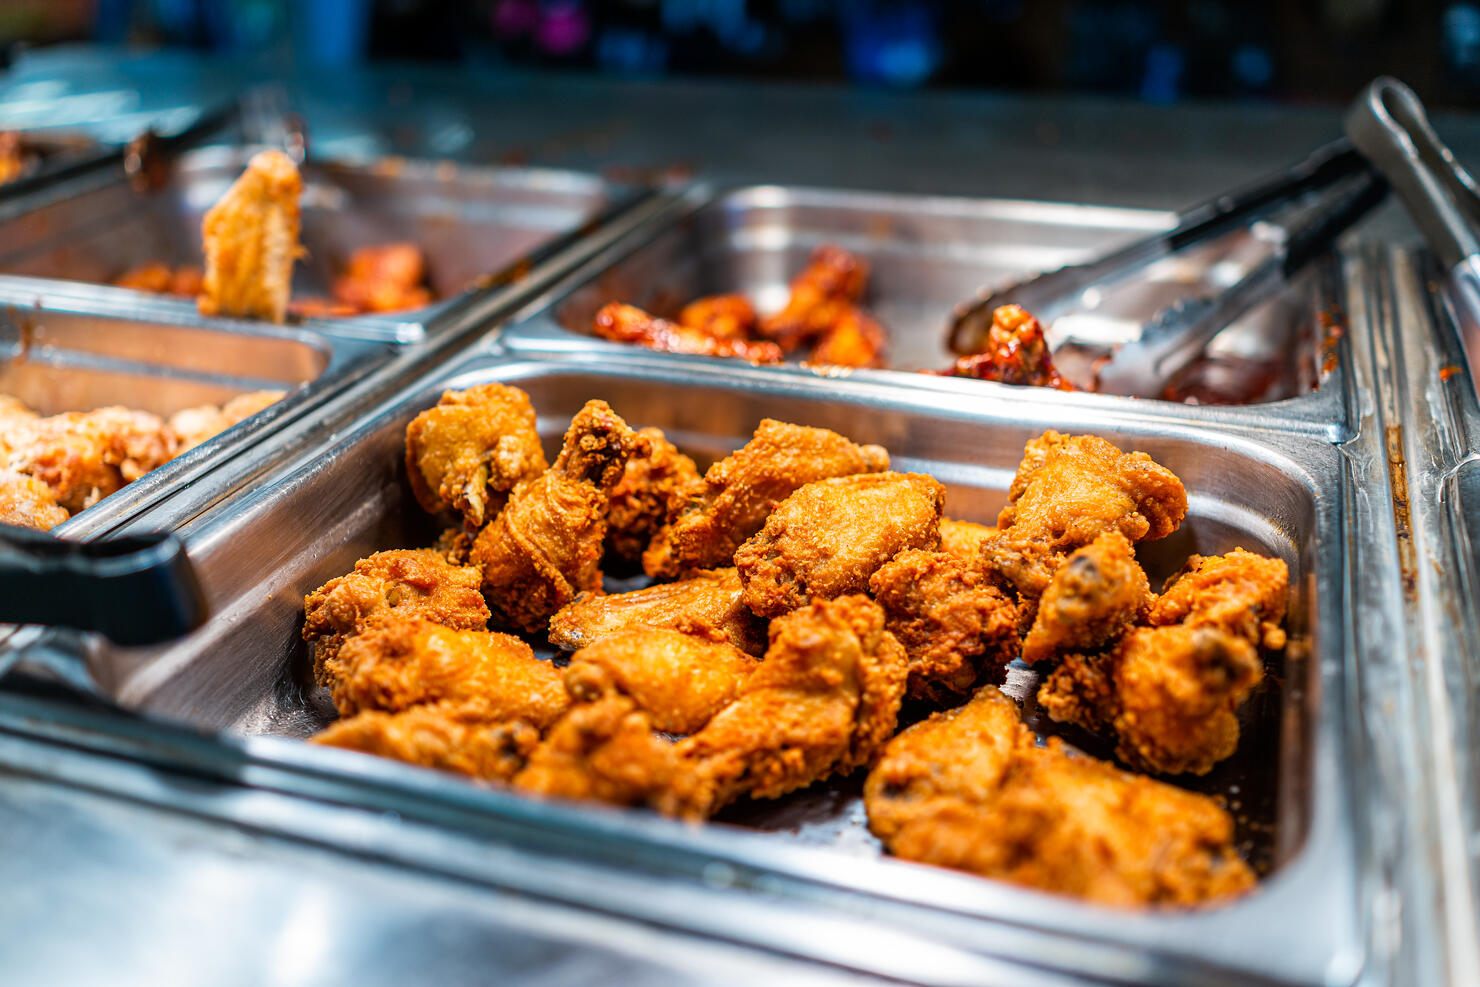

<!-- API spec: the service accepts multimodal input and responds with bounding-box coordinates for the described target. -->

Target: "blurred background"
[3,0,1480,108]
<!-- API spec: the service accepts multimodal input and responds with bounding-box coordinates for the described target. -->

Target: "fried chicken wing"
[563,626,759,735]
[644,419,890,579]
[757,245,869,352]
[512,694,688,808]
[868,549,1020,703]
[678,294,757,340]
[943,305,1074,389]
[404,383,549,529]
[0,471,70,530]
[594,302,783,363]
[302,548,491,687]
[1021,531,1151,665]
[332,242,432,313]
[604,426,702,567]
[197,149,302,323]
[938,517,994,565]
[864,685,1254,907]
[547,567,767,656]
[165,389,283,455]
[1149,549,1289,650]
[5,407,171,512]
[734,471,944,618]
[471,400,640,632]
[114,262,205,297]
[312,704,539,781]
[810,305,887,368]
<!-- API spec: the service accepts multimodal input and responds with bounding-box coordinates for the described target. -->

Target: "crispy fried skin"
[165,389,283,455]
[670,595,908,818]
[1150,549,1289,650]
[472,400,640,632]
[332,242,432,313]
[563,626,759,734]
[198,150,302,322]
[757,245,869,352]
[512,694,689,807]
[811,305,887,368]
[864,686,1255,907]
[4,407,171,512]
[1021,531,1150,665]
[644,419,890,579]
[0,471,70,530]
[302,549,491,687]
[405,383,548,529]
[605,426,702,567]
[312,704,539,781]
[938,517,995,565]
[944,305,1074,389]
[869,549,1020,703]
[548,567,767,656]
[735,471,944,618]
[594,302,783,363]
[678,294,757,340]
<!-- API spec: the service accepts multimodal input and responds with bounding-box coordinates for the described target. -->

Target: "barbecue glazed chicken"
[593,302,783,363]
[197,149,303,323]
[943,304,1074,389]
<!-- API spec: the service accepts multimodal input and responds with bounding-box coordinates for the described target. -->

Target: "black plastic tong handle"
[0,527,207,646]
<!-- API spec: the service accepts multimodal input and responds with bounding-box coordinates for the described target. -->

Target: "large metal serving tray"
[502,185,1351,436]
[0,145,635,341]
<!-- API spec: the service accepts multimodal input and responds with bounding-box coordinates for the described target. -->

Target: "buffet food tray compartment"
[3,342,1363,986]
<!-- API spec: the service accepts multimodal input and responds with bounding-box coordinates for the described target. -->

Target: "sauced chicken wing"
[594,302,783,363]
[0,471,70,530]
[678,294,757,340]
[302,548,491,686]
[563,626,759,735]
[312,704,540,781]
[197,149,302,323]
[757,245,869,352]
[1021,531,1151,665]
[734,471,944,618]
[5,407,171,513]
[404,383,548,529]
[604,426,702,567]
[943,305,1074,390]
[547,567,767,656]
[810,305,887,368]
[938,517,995,565]
[644,419,890,579]
[864,685,1254,907]
[512,694,689,808]
[868,549,1020,703]
[331,242,432,314]
[472,400,641,632]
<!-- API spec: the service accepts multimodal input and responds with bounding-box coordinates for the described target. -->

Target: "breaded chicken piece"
[604,426,702,567]
[198,149,302,323]
[302,548,490,686]
[810,305,887,368]
[869,549,1020,703]
[670,595,908,818]
[938,517,995,565]
[312,704,540,781]
[547,567,767,656]
[0,471,70,530]
[864,685,1255,907]
[644,419,890,579]
[165,389,284,455]
[405,383,548,530]
[114,262,205,297]
[735,471,944,618]
[757,245,869,352]
[563,626,759,735]
[332,242,432,314]
[979,431,1187,601]
[944,305,1074,390]
[332,616,569,729]
[6,407,171,512]
[1149,549,1289,650]
[472,400,640,632]
[594,302,783,363]
[678,294,757,340]
[513,694,690,808]
[1021,531,1151,665]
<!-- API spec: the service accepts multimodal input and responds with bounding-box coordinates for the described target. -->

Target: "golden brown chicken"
[547,567,767,656]
[563,626,759,735]
[938,517,995,565]
[604,426,702,567]
[301,548,491,686]
[331,242,432,314]
[644,419,890,579]
[943,305,1075,389]
[0,471,70,530]
[864,685,1255,907]
[594,302,783,363]
[1149,549,1289,650]
[734,471,944,618]
[312,704,540,781]
[404,383,549,530]
[868,549,1020,703]
[4,406,171,513]
[197,149,303,323]
[757,244,869,352]
[678,294,758,340]
[164,389,284,456]
[114,262,205,297]
[512,694,689,808]
[472,400,641,632]
[1021,531,1151,665]
[810,305,887,368]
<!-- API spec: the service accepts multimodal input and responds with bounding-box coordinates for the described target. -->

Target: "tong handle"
[1283,170,1390,276]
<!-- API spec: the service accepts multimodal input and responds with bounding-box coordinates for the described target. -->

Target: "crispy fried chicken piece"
[404,383,549,529]
[563,626,759,735]
[332,616,569,728]
[678,294,757,340]
[944,305,1075,390]
[869,549,1020,703]
[757,245,869,352]
[979,431,1187,601]
[1149,549,1289,650]
[312,704,540,781]
[1021,531,1150,665]
[939,517,994,565]
[594,302,783,363]
[547,567,767,656]
[114,262,205,297]
[302,548,491,687]
[604,426,702,567]
[644,419,890,579]
[165,389,284,455]
[471,400,640,632]
[670,595,908,818]
[197,150,302,323]
[735,471,944,618]
[864,685,1255,907]
[331,242,433,313]
[5,407,171,512]
[512,694,689,807]
[810,305,887,368]
[0,471,70,530]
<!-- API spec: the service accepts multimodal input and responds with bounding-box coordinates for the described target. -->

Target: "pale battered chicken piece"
[644,419,890,579]
[938,517,994,565]
[594,302,783,363]
[0,471,70,530]
[1021,531,1151,665]
[165,389,284,455]
[1149,549,1289,650]
[547,568,767,656]
[735,471,944,618]
[868,549,1020,703]
[332,616,570,728]
[979,431,1187,601]
[404,383,548,529]
[312,704,540,781]
[563,626,759,735]
[678,294,757,340]
[513,694,689,808]
[198,149,303,323]
[604,427,701,567]
[302,548,491,687]
[6,407,171,512]
[670,595,908,818]
[864,685,1255,907]
[810,305,887,368]
[757,244,869,352]
[472,400,641,632]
